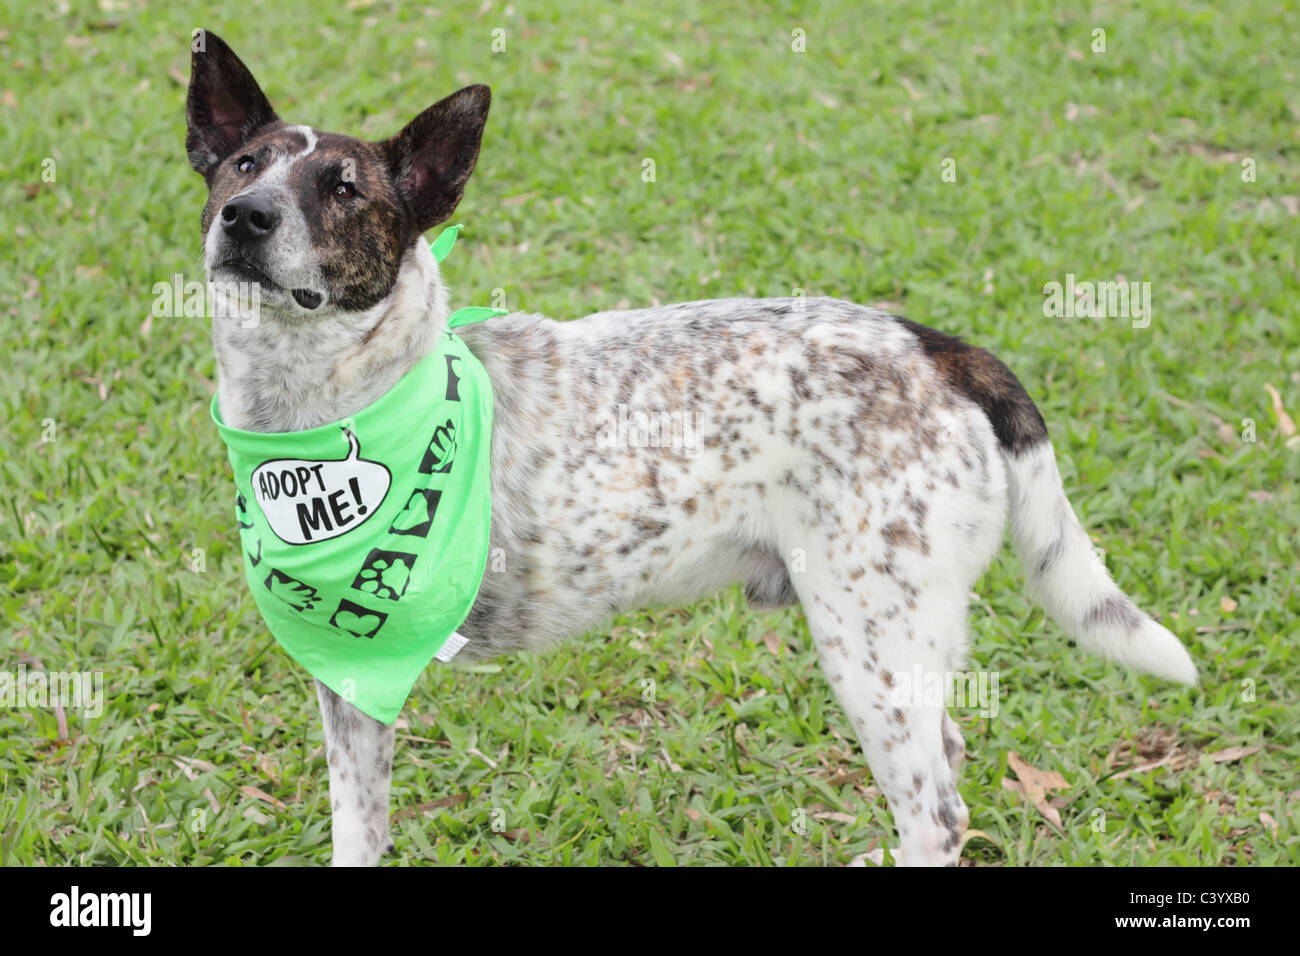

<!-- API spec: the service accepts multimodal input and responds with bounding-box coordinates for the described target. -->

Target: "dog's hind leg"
[316,682,395,866]
[799,578,971,867]
[941,710,966,779]
[780,458,995,868]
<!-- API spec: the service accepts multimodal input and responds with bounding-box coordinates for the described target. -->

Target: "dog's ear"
[186,29,278,178]
[382,85,491,236]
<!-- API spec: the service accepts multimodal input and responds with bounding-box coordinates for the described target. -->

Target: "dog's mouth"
[212,258,324,311]
[212,255,280,290]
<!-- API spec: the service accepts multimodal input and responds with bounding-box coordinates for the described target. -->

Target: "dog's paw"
[851,846,905,867]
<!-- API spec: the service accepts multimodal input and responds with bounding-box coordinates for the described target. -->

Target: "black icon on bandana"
[330,599,388,639]
[445,353,462,402]
[264,567,320,611]
[388,487,441,538]
[352,548,417,601]
[418,419,457,474]
[238,493,264,566]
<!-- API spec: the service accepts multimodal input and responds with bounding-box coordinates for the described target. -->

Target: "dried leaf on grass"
[1106,727,1261,781]
[1264,384,1296,436]
[239,785,287,810]
[391,792,467,822]
[1003,751,1070,831]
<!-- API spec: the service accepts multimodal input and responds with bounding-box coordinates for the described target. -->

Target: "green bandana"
[211,225,504,724]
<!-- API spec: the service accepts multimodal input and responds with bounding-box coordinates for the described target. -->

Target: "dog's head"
[186,30,489,318]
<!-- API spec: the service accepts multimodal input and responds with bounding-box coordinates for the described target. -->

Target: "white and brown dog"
[187,31,1196,866]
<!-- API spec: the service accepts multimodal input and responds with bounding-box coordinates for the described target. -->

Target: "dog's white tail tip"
[1127,619,1199,685]
[1005,441,1197,684]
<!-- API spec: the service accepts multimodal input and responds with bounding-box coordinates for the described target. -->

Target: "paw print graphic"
[351,548,417,601]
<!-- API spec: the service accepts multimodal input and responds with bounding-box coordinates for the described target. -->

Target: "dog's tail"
[1001,440,1197,683]
[901,318,1197,684]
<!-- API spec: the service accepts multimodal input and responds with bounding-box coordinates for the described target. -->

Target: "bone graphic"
[251,427,392,545]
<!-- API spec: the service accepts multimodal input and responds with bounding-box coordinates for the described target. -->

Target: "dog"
[186,30,1197,866]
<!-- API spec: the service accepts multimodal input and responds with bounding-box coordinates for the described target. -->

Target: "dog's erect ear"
[382,85,491,236]
[186,29,278,177]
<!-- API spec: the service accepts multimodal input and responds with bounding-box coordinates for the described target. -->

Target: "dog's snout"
[220,194,280,242]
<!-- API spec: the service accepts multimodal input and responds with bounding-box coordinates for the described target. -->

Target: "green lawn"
[1,0,1297,865]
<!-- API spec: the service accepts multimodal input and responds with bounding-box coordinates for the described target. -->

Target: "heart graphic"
[389,487,441,538]
[329,599,387,639]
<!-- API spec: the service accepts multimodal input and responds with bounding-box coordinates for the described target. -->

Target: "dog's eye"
[333,182,356,200]
[236,156,256,174]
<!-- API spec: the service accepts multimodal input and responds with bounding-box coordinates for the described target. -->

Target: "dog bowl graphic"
[251,427,391,545]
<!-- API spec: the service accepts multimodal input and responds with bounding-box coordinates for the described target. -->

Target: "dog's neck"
[212,241,447,433]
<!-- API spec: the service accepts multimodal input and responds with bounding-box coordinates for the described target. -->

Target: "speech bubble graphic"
[251,428,391,545]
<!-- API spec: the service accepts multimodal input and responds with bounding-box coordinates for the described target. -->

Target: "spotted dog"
[187,31,1196,867]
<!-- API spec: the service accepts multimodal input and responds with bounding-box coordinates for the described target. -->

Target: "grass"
[1,0,1297,866]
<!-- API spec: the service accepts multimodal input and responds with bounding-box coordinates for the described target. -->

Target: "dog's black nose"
[220,194,279,242]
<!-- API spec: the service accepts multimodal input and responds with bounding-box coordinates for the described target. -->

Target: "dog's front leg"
[316,681,395,866]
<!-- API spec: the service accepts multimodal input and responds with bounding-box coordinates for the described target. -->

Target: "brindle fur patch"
[895,316,1049,454]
